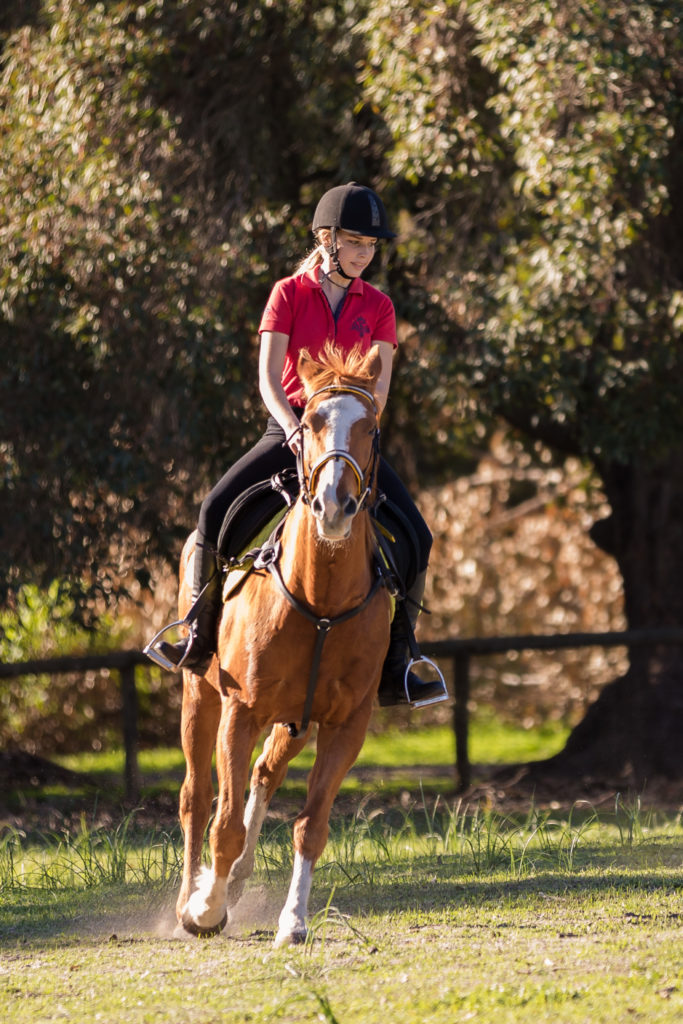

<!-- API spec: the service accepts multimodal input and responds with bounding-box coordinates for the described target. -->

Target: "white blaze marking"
[316,395,365,514]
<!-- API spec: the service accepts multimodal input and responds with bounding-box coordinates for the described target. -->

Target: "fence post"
[119,661,140,803]
[453,652,471,792]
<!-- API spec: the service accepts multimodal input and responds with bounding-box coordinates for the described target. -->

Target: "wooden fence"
[422,627,683,790]
[2,627,683,800]
[0,650,146,802]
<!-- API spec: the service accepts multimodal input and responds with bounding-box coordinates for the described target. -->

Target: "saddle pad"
[373,496,420,593]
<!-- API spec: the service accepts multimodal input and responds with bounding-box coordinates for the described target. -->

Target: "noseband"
[295,384,380,510]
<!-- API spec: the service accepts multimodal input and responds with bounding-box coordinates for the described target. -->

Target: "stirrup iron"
[404,655,449,708]
[143,619,191,672]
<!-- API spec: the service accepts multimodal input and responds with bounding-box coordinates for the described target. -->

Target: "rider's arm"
[259,331,302,453]
[374,340,394,416]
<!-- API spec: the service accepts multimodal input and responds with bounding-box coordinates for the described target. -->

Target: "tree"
[0,0,371,614]
[360,0,683,780]
[2,0,683,782]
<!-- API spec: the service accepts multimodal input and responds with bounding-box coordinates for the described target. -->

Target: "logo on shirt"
[351,316,370,339]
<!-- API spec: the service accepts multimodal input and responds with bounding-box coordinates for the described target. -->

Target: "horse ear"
[297,349,318,395]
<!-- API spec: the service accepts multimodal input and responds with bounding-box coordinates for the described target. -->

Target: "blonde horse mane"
[299,342,379,396]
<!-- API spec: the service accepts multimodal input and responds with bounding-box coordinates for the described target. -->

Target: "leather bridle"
[293,384,381,511]
[270,383,385,738]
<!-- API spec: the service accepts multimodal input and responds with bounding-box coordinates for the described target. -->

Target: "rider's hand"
[288,434,301,456]
[284,420,301,456]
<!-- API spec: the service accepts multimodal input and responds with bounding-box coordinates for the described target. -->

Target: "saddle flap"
[217,471,298,562]
[372,496,420,594]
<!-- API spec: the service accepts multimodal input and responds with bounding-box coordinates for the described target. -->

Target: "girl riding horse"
[147,182,446,708]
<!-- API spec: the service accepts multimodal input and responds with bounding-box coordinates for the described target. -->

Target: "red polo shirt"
[259,266,397,407]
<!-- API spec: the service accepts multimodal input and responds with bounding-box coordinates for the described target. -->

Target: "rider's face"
[330,231,378,277]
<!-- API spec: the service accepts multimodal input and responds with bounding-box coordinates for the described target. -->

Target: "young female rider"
[149,183,446,707]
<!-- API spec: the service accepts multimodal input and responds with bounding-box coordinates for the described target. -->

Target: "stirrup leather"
[404,655,449,708]
[143,619,192,672]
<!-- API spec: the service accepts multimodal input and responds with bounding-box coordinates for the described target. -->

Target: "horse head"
[296,344,382,541]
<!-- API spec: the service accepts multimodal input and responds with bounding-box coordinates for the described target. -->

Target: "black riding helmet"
[312,182,396,239]
[312,182,395,280]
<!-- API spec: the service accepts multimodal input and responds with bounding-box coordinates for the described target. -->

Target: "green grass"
[4,722,679,1021]
[0,799,681,1023]
[45,717,570,808]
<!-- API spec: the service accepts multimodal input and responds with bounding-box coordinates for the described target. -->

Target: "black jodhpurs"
[197,417,432,573]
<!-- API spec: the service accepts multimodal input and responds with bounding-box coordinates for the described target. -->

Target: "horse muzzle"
[310,487,360,540]
[305,449,369,539]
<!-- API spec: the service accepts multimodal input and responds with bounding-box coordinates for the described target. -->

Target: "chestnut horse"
[175,344,391,946]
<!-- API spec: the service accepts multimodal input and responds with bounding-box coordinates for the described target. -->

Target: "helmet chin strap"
[323,227,354,283]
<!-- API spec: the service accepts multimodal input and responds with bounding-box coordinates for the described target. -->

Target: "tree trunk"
[533,449,683,783]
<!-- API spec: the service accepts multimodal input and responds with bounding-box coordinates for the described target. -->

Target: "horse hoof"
[274,928,307,949]
[181,911,228,938]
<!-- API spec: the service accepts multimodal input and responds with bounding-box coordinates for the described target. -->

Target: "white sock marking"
[185,866,228,929]
[274,852,314,947]
[226,785,269,907]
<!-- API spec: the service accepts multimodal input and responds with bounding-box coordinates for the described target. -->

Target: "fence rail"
[3,627,683,799]
[0,650,147,802]
[422,627,683,790]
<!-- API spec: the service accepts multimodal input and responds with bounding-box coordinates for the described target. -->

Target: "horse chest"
[219,586,388,722]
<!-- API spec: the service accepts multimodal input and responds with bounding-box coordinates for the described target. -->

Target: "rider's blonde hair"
[295,229,334,275]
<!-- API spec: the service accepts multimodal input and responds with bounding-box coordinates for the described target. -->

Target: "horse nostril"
[344,496,358,517]
[311,495,324,518]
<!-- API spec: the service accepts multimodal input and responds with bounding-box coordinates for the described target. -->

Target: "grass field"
[40,717,571,808]
[1,722,681,1023]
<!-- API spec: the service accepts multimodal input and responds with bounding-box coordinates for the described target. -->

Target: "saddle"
[215,471,419,599]
[371,495,420,597]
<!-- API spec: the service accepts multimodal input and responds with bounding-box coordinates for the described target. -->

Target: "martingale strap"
[263,555,387,738]
[265,382,386,735]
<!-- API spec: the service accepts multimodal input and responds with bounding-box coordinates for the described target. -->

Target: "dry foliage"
[419,433,627,728]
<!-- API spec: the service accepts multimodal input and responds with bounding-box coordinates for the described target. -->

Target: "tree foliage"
[0,0,376,610]
[362,0,683,463]
[2,2,683,775]
[359,1,683,778]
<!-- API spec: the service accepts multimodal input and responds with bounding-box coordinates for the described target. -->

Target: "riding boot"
[157,540,221,675]
[377,570,448,707]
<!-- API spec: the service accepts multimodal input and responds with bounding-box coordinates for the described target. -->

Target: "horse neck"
[279,501,374,615]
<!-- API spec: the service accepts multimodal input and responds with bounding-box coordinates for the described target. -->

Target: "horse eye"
[307,412,325,433]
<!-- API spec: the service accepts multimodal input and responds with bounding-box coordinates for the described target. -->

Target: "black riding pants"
[197,417,432,572]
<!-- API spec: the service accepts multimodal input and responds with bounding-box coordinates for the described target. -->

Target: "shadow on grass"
[2,863,680,950]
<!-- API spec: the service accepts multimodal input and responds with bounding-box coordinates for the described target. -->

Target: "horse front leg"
[176,671,221,926]
[225,722,312,911]
[275,696,374,948]
[181,697,260,936]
